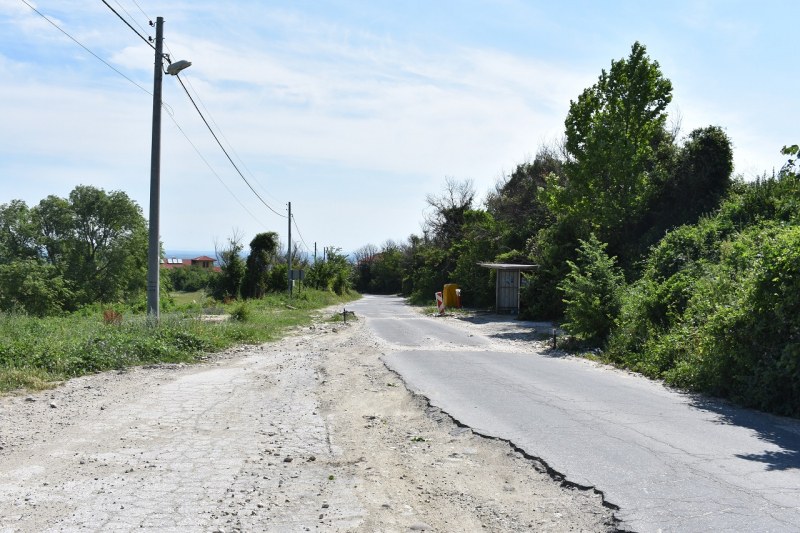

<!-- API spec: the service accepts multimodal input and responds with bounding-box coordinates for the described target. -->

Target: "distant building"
[160,255,220,272]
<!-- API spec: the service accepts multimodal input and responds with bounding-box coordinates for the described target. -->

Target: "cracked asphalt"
[348,295,800,532]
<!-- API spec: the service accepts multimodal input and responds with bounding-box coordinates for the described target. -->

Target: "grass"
[169,289,207,306]
[0,289,359,394]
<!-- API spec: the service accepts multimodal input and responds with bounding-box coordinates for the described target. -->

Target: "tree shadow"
[687,394,800,472]
[455,314,571,356]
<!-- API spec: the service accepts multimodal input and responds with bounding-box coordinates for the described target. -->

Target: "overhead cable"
[292,214,311,252]
[112,0,152,40]
[178,72,284,206]
[174,75,287,219]
[130,0,151,22]
[19,0,151,95]
[165,111,268,228]
[20,0,268,230]
[100,0,155,49]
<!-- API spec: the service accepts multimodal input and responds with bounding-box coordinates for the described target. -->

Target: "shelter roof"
[478,262,538,271]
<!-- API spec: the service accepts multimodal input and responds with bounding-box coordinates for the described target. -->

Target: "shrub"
[229,302,251,322]
[558,234,624,345]
[0,260,73,316]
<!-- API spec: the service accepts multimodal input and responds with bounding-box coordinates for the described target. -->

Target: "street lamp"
[147,16,191,321]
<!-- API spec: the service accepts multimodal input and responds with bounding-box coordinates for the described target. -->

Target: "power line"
[130,0,152,23]
[100,1,291,228]
[20,0,269,232]
[178,72,284,206]
[100,0,154,50]
[174,75,287,219]
[165,110,268,229]
[30,0,300,238]
[19,0,151,95]
[292,214,311,252]
[112,0,152,40]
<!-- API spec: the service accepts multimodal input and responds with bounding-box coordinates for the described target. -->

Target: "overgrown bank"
[0,289,358,393]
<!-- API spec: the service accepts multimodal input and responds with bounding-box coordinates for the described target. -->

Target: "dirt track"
[0,310,616,532]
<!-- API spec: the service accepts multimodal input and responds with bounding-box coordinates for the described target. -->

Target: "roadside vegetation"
[0,289,356,393]
[0,188,358,393]
[351,42,800,417]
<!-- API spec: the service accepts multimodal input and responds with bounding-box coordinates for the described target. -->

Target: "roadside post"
[435,291,445,315]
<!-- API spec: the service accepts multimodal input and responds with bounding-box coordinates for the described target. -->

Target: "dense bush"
[0,260,73,316]
[305,249,352,295]
[607,161,800,415]
[166,266,219,292]
[558,234,625,344]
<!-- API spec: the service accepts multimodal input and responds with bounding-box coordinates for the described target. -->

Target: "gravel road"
[0,309,616,532]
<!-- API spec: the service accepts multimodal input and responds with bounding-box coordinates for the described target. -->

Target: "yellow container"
[443,283,460,308]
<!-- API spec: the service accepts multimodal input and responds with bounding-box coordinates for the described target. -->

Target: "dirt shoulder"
[0,311,616,532]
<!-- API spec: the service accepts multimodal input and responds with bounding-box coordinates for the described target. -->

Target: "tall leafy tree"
[60,186,148,304]
[424,177,475,247]
[551,41,673,246]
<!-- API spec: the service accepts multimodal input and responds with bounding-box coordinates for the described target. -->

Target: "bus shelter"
[478,263,538,313]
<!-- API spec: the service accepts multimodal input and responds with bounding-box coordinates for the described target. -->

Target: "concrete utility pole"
[287,202,292,297]
[146,17,164,321]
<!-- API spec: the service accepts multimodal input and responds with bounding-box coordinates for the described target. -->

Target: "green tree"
[450,210,502,308]
[353,243,379,293]
[643,126,734,246]
[551,41,673,250]
[243,231,279,298]
[1,186,147,310]
[305,247,352,295]
[59,186,148,304]
[559,234,625,344]
[0,200,39,263]
[424,177,475,248]
[32,195,72,266]
[166,265,219,292]
[486,146,564,251]
[368,241,404,294]
[0,260,73,316]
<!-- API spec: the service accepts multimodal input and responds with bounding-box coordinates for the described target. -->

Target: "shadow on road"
[688,395,800,471]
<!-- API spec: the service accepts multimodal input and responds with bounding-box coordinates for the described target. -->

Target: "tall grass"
[0,289,358,393]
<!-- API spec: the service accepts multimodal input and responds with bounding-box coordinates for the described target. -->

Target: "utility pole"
[314,242,317,264]
[287,201,292,297]
[146,17,164,321]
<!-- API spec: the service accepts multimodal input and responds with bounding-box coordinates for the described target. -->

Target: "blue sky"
[1,1,797,256]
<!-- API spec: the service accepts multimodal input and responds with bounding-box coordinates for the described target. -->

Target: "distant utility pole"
[314,242,317,264]
[287,201,292,297]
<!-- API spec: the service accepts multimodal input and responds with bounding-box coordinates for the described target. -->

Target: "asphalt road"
[348,295,800,532]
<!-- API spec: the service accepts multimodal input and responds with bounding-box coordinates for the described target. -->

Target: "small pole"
[287,201,292,297]
[343,308,347,324]
[552,328,557,349]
